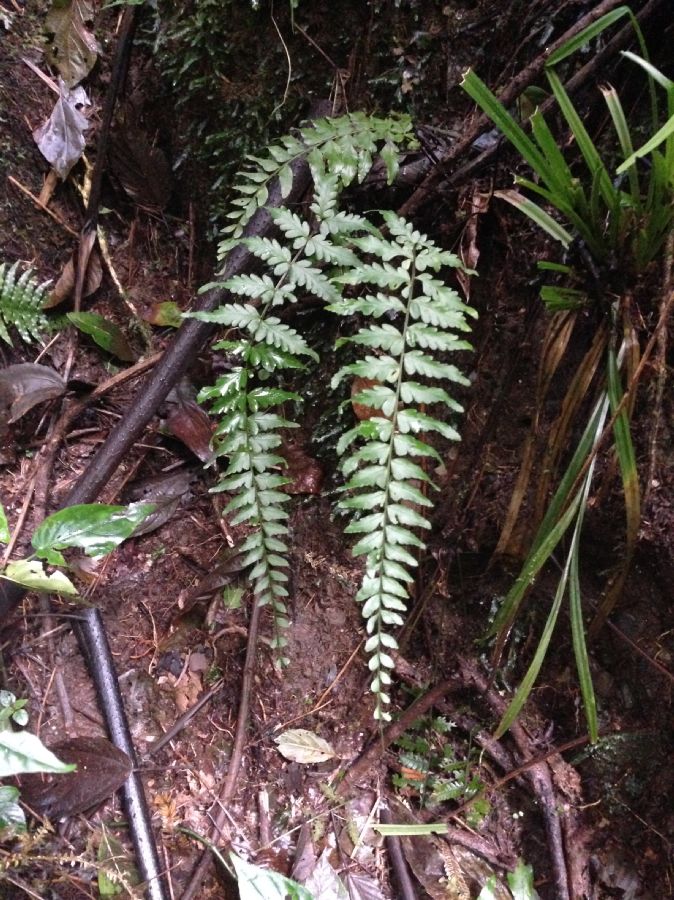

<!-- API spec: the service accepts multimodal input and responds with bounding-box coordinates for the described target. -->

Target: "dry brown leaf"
[46,246,102,308]
[17,736,132,819]
[280,437,323,495]
[0,363,66,427]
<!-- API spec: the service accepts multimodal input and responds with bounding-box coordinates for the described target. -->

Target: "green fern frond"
[328,215,476,720]
[194,116,474,708]
[217,113,418,259]
[0,261,49,345]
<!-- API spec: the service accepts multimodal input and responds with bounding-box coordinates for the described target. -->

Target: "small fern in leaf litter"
[329,214,476,719]
[0,261,49,345]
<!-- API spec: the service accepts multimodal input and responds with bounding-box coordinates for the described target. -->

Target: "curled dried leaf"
[0,363,66,427]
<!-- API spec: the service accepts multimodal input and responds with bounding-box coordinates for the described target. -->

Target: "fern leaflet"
[0,261,49,345]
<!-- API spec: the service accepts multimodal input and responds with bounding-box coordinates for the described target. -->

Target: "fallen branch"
[0,112,318,620]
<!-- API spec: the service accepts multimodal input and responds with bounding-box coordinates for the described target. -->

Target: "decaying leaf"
[274,729,335,764]
[143,300,182,328]
[388,798,511,900]
[17,736,132,819]
[303,850,349,900]
[33,79,90,179]
[344,872,388,900]
[351,376,387,421]
[67,311,136,362]
[47,246,102,308]
[0,363,66,427]
[45,0,99,88]
[123,468,194,536]
[165,399,213,463]
[456,189,488,302]
[280,437,323,495]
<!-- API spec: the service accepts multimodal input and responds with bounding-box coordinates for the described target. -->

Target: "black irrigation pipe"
[73,607,168,900]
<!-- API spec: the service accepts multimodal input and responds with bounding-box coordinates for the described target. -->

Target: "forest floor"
[0,2,673,899]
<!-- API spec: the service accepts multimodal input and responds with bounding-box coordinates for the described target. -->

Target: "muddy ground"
[0,2,673,899]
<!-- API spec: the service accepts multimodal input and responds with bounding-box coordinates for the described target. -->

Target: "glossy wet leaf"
[45,0,99,88]
[33,80,90,179]
[67,311,136,361]
[3,559,78,596]
[0,503,9,543]
[0,363,66,425]
[0,730,75,778]
[274,729,335,764]
[31,502,155,559]
[17,736,132,819]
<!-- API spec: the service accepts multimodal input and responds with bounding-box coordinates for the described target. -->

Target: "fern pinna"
[0,261,49,345]
[329,214,476,719]
[194,114,476,714]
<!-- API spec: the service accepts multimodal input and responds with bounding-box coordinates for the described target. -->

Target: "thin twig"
[7,176,79,237]
[147,681,224,757]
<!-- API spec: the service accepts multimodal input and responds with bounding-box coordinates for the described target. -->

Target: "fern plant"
[0,261,49,345]
[328,214,475,719]
[193,114,476,714]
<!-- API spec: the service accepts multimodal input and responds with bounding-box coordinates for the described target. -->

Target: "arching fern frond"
[328,212,476,720]
[0,261,49,345]
[218,112,418,257]
[194,116,475,712]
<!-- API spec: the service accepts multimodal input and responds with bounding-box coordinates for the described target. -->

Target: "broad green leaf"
[507,859,540,899]
[231,852,313,900]
[67,312,136,362]
[32,502,155,559]
[0,729,76,777]
[3,559,78,596]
